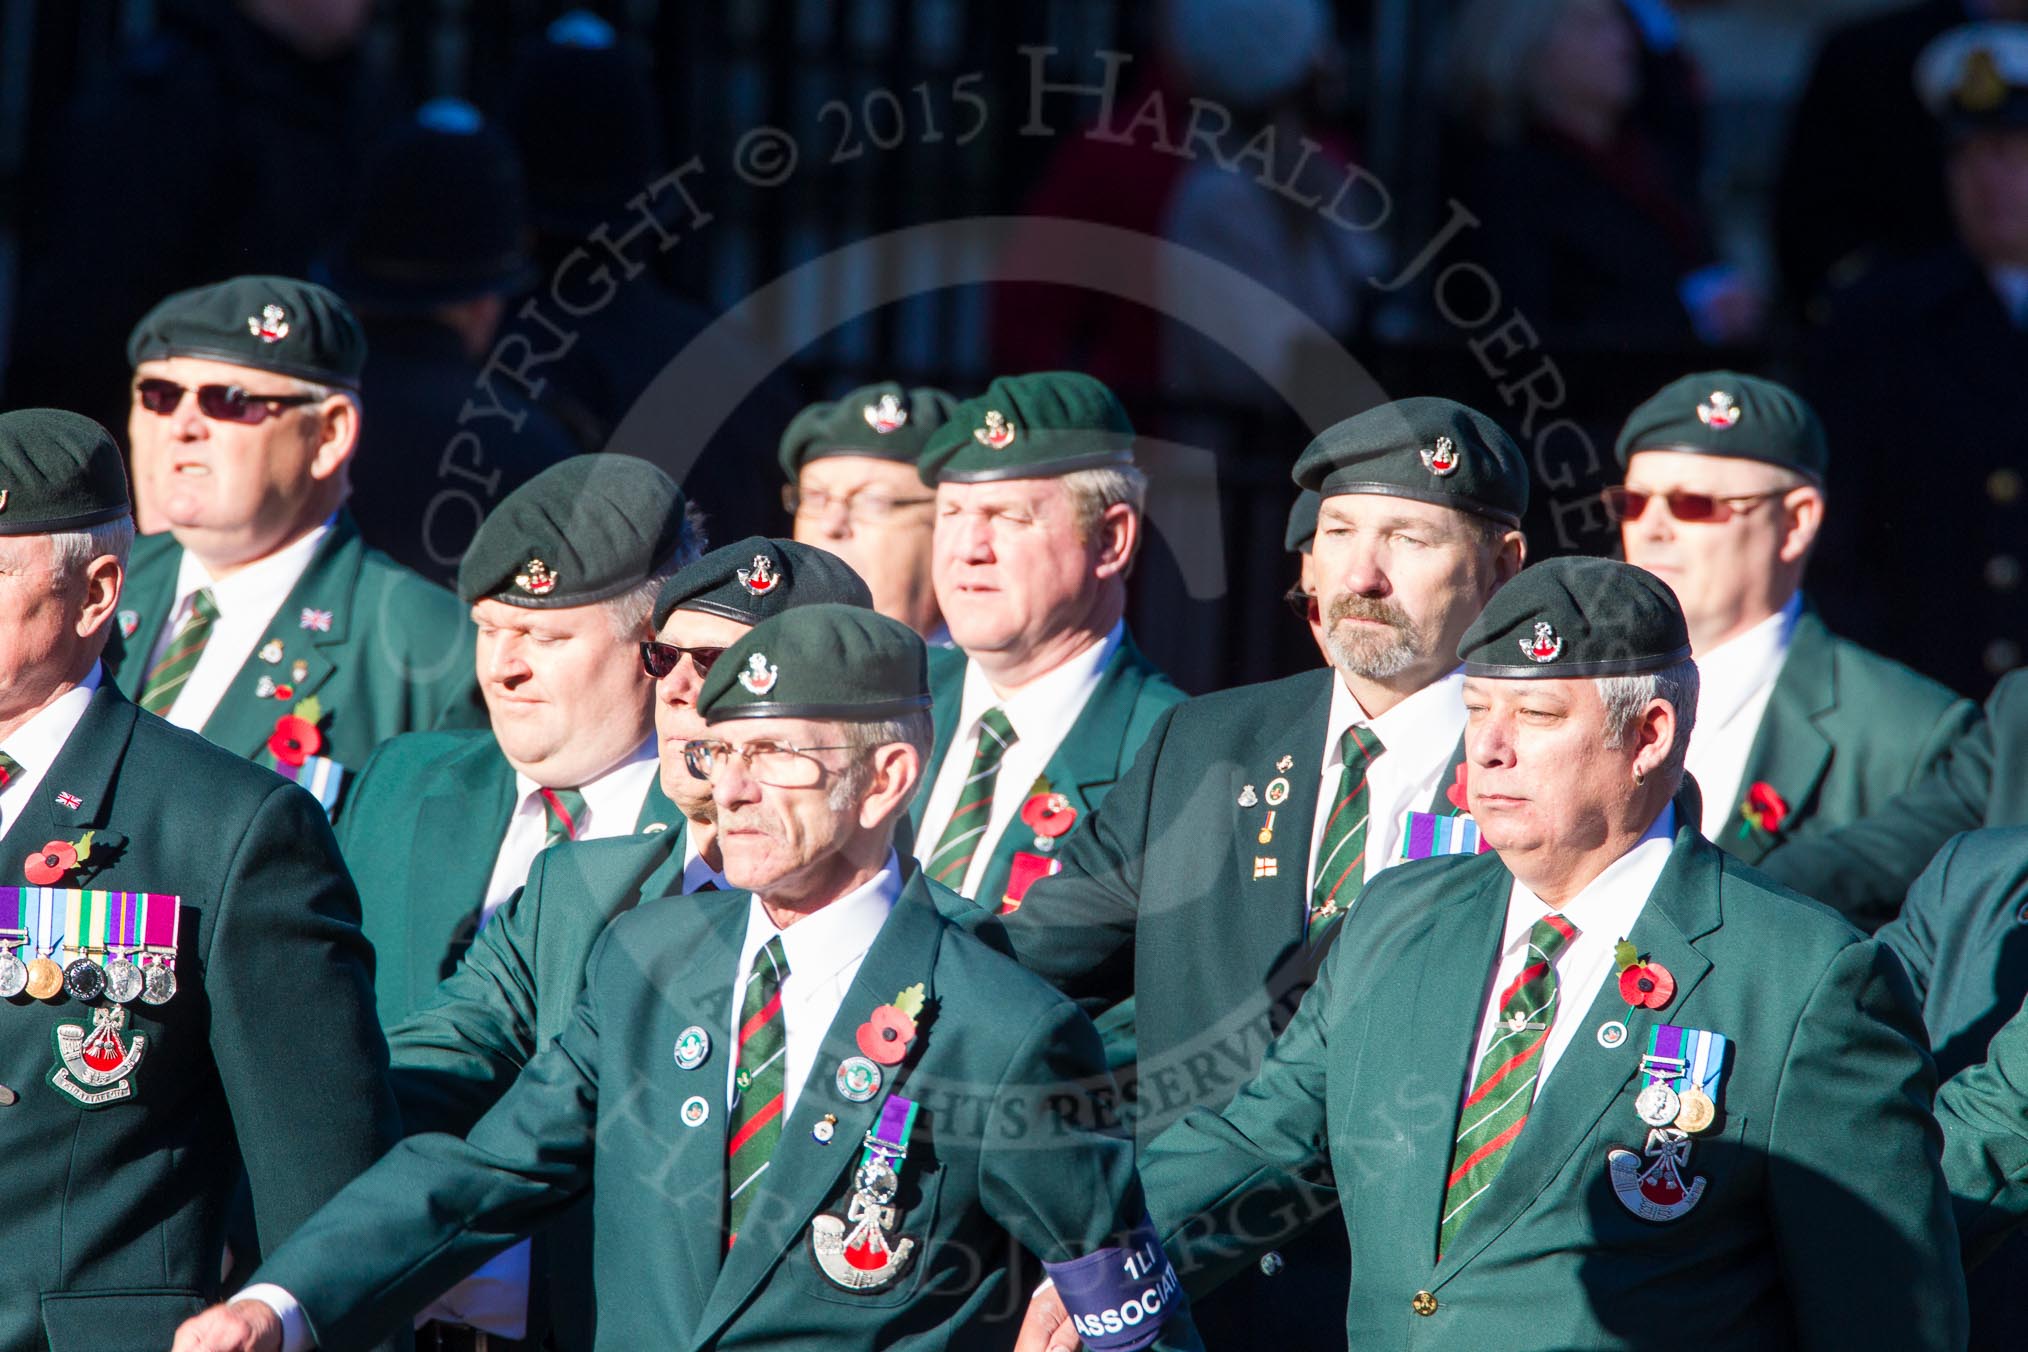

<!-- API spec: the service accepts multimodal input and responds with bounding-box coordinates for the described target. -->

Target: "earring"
[1634,770,1646,786]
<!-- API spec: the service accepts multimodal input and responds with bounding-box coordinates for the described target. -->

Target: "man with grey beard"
[995,398,1526,1348]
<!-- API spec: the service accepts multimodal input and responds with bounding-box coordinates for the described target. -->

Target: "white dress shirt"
[1683,597,1800,840]
[146,518,332,731]
[244,856,904,1352]
[478,741,661,923]
[0,667,100,842]
[913,622,1123,898]
[729,854,902,1120]
[1305,668,1468,895]
[1466,807,1677,1091]
[680,829,730,893]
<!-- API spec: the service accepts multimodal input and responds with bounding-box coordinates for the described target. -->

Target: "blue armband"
[1043,1214,1182,1352]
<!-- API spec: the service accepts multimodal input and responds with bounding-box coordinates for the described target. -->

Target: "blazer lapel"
[104,551,180,699]
[0,682,134,867]
[634,776,681,836]
[198,515,365,760]
[407,741,518,993]
[1231,671,1335,954]
[695,878,945,1341]
[1434,797,1719,1281]
[1729,611,1835,864]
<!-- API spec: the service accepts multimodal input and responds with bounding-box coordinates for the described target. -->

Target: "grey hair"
[1595,657,1699,775]
[1061,465,1148,577]
[602,502,710,639]
[829,710,936,812]
[48,516,137,582]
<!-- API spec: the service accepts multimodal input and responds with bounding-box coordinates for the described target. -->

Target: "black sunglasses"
[640,640,727,680]
[134,378,322,425]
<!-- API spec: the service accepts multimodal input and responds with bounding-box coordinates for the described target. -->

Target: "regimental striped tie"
[137,588,219,716]
[927,707,1016,889]
[1307,724,1386,944]
[1439,913,1579,1257]
[538,786,588,851]
[726,935,789,1241]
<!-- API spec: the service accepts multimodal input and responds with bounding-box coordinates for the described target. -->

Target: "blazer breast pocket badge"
[1607,1024,1728,1222]
[811,1095,920,1289]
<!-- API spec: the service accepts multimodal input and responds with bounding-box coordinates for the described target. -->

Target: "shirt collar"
[173,514,335,618]
[747,851,904,992]
[680,832,729,893]
[957,620,1123,749]
[510,738,659,830]
[1323,666,1466,768]
[0,666,102,779]
[1502,804,1677,955]
[1693,595,1800,733]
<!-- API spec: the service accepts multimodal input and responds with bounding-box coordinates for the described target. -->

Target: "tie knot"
[1528,913,1579,964]
[977,706,1016,749]
[189,587,219,622]
[538,786,587,840]
[0,750,20,789]
[1340,723,1385,766]
[750,933,789,984]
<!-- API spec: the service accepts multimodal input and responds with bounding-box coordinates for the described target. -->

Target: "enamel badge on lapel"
[50,1005,148,1107]
[117,610,139,639]
[299,607,333,632]
[259,638,284,665]
[810,1095,921,1290]
[1264,778,1290,806]
[1237,785,1258,808]
[674,1025,710,1071]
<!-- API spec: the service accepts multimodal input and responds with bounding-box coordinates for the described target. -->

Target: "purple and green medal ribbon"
[105,891,145,957]
[860,1095,919,1176]
[0,887,24,960]
[1646,1024,1727,1100]
[1641,1024,1688,1086]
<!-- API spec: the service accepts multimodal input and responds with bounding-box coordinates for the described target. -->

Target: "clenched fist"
[170,1298,283,1352]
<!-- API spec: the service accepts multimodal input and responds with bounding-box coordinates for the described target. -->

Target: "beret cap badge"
[1420,435,1461,477]
[972,410,1016,450]
[737,554,781,596]
[247,304,291,344]
[737,653,780,696]
[513,558,558,597]
[1695,391,1741,430]
[1521,621,1564,664]
[863,393,908,434]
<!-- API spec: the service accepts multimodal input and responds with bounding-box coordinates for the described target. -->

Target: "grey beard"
[1324,595,1425,679]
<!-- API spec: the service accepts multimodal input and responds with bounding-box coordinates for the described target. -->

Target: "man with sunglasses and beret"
[363,535,871,1352]
[1610,372,1975,905]
[173,602,1197,1352]
[0,409,402,1352]
[781,382,957,642]
[1021,556,1965,1352]
[108,274,484,819]
[995,397,1526,1347]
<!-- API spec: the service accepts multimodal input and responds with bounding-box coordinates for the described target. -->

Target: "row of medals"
[0,948,175,1005]
[1633,1074,1716,1135]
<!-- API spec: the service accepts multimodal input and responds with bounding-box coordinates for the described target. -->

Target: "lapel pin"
[813,1113,837,1144]
[673,1025,710,1071]
[116,610,139,638]
[1252,856,1278,879]
[679,1095,710,1127]
[291,659,308,684]
[255,676,277,699]
[54,792,82,811]
[836,1055,882,1102]
[1276,754,1294,773]
[1237,785,1258,808]
[1596,1020,1629,1049]
[1257,810,1276,846]
[258,638,283,665]
[1264,778,1290,806]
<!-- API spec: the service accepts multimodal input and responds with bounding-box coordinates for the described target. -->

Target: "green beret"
[652,537,872,629]
[1285,490,1321,554]
[699,603,930,723]
[778,383,957,478]
[1614,372,1828,483]
[1292,397,1529,528]
[457,454,689,608]
[0,409,132,537]
[917,372,1135,485]
[1458,557,1690,679]
[126,276,367,388]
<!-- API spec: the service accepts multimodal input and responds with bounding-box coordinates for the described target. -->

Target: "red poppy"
[1019,791,1078,840]
[1445,762,1470,813]
[268,714,323,768]
[1618,961,1676,1010]
[272,684,296,702]
[1740,781,1789,834]
[24,840,77,885]
[855,1003,918,1065]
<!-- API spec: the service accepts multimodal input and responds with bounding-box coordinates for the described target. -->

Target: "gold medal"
[25,957,65,1000]
[1674,1087,1716,1134]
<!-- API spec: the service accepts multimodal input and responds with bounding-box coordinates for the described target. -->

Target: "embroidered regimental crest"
[1420,435,1461,477]
[863,393,908,433]
[737,553,781,595]
[514,558,557,596]
[1696,391,1741,429]
[247,304,290,343]
[1520,621,1563,663]
[1607,1129,1708,1221]
[972,410,1016,450]
[737,652,779,695]
[50,1005,149,1107]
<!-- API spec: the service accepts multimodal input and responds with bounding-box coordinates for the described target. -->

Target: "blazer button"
[1411,1290,1438,1317]
[0,1085,16,1106]
[1258,1252,1284,1277]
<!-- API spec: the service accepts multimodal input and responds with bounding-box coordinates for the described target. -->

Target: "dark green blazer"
[102,512,485,815]
[0,682,400,1352]
[1763,667,2022,929]
[1940,981,2028,1266]
[1878,826,2028,1351]
[337,729,679,1028]
[247,875,1193,1352]
[1141,796,1966,1350]
[1718,610,1975,867]
[910,631,1184,912]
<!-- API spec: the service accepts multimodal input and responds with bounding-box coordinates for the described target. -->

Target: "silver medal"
[141,963,177,1005]
[0,951,26,999]
[1635,1081,1680,1128]
[103,958,144,1005]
